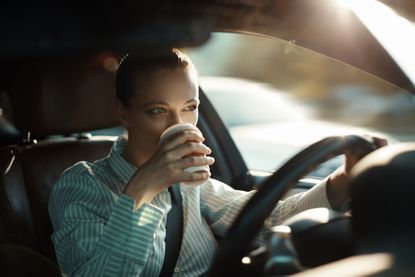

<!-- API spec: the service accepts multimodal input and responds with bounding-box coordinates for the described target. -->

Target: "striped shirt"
[49,137,331,276]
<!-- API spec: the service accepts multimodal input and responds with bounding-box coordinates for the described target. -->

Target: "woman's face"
[120,66,199,165]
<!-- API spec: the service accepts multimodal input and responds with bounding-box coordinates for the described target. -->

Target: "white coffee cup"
[159,123,210,187]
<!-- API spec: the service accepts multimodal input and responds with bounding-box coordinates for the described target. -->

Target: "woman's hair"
[115,48,196,107]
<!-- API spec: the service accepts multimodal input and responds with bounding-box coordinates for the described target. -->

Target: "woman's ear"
[117,100,129,128]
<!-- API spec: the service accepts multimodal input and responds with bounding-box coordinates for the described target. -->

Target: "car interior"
[1,0,415,276]
[0,54,359,276]
[0,51,272,273]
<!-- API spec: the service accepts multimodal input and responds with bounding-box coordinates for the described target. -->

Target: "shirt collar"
[108,136,137,184]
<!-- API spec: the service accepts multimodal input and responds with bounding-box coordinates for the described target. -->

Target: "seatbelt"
[159,184,183,277]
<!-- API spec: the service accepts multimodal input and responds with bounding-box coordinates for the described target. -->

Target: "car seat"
[0,58,120,273]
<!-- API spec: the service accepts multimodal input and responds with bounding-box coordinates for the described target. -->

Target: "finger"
[363,133,388,148]
[345,154,360,173]
[344,135,388,173]
[373,137,388,148]
[169,142,212,160]
[174,170,211,184]
[161,131,205,151]
[171,155,215,171]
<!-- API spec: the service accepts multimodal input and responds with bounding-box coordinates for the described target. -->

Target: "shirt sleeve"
[48,168,165,277]
[268,178,332,226]
[200,178,332,236]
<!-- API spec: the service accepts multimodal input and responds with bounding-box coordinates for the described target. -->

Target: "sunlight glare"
[334,0,358,10]
[335,0,415,87]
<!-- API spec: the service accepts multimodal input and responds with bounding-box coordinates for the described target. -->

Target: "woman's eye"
[184,105,197,112]
[147,107,166,114]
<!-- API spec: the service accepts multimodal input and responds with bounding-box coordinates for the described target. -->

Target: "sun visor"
[9,56,121,136]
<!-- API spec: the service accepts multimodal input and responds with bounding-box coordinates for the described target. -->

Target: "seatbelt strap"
[159,184,183,277]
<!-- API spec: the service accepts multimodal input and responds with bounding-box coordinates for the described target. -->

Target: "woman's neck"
[122,142,148,168]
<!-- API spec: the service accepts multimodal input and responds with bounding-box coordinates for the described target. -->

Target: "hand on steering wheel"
[327,135,388,209]
[209,135,383,277]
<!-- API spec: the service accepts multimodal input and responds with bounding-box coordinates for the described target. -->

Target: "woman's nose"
[169,112,183,126]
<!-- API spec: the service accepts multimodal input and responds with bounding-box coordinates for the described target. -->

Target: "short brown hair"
[115,48,196,107]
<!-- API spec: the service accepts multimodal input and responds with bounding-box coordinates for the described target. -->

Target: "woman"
[48,49,385,276]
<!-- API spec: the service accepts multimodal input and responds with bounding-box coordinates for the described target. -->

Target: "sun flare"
[334,0,415,87]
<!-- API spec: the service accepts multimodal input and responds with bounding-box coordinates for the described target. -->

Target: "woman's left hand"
[326,135,388,209]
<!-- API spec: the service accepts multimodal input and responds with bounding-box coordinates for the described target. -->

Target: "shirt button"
[174,267,180,273]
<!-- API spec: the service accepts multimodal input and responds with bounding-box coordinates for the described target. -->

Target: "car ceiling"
[1,0,414,93]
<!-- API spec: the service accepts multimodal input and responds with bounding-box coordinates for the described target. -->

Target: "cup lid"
[159,123,201,145]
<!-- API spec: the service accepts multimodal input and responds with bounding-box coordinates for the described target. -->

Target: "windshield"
[188,33,415,174]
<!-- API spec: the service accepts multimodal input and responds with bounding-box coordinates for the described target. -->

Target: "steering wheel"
[209,135,378,276]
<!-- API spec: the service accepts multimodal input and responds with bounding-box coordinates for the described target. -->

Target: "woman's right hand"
[123,130,215,210]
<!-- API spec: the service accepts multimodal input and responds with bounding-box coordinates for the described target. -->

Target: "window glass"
[188,33,415,176]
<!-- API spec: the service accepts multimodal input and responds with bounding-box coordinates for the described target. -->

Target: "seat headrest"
[9,56,121,136]
[350,143,415,240]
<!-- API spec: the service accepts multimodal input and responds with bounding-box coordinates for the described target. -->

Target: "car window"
[188,33,415,177]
